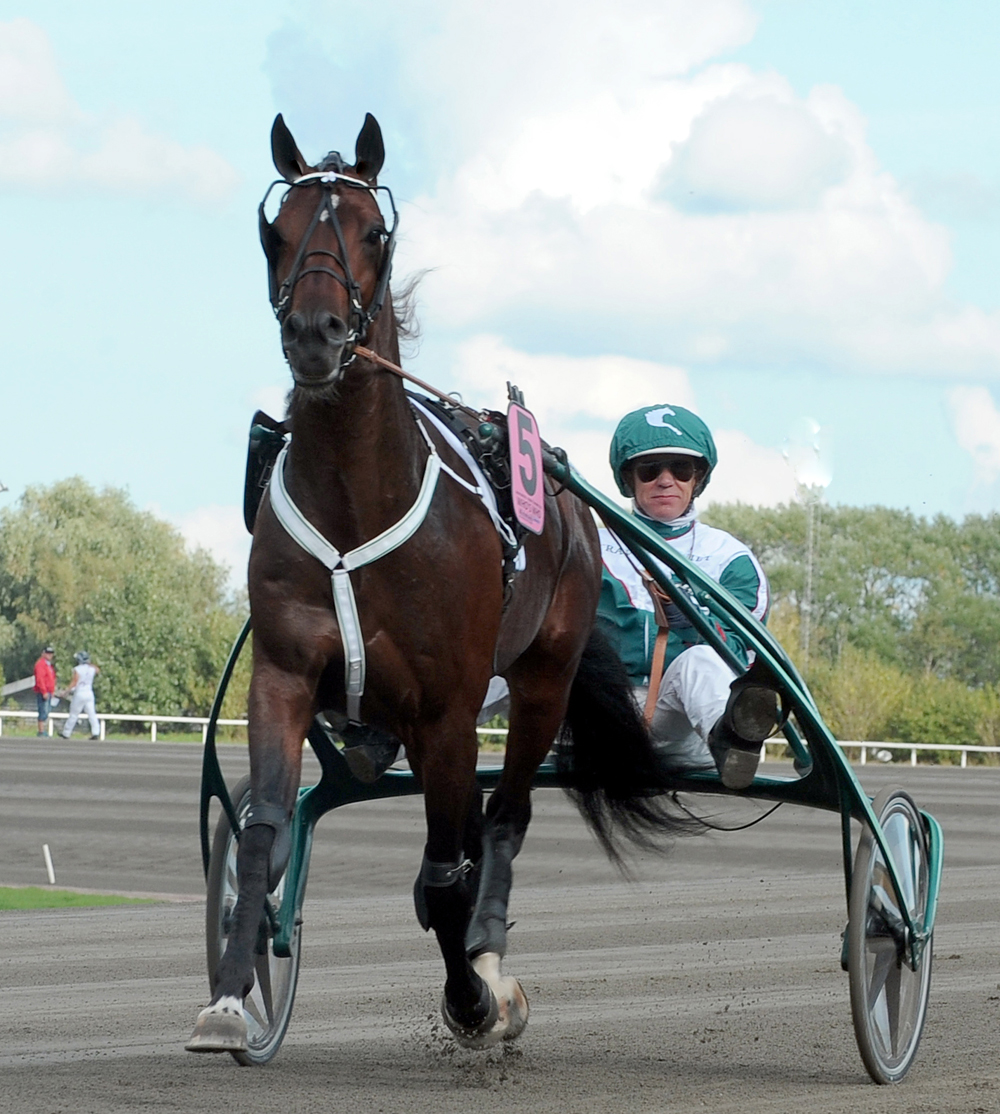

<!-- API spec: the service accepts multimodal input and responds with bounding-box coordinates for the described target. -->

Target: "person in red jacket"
[33,646,56,737]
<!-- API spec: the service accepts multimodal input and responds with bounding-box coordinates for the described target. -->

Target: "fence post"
[202,723,208,744]
[961,748,967,769]
[100,718,106,740]
[150,720,157,743]
[860,745,866,765]
[911,748,917,766]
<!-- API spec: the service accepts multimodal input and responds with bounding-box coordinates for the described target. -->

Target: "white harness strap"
[268,433,442,721]
[266,408,514,722]
[409,398,518,551]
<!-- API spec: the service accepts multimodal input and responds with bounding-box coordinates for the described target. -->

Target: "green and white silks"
[596,509,770,686]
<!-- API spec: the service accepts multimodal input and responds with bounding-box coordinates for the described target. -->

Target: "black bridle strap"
[276,190,364,329]
[261,172,398,351]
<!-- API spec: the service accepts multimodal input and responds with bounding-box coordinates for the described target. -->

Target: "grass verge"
[0,886,155,910]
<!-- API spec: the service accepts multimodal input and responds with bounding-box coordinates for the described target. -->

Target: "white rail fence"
[762,739,998,768]
[1,708,998,765]
[0,709,509,745]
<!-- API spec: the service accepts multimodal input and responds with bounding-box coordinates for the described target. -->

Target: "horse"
[186,113,686,1054]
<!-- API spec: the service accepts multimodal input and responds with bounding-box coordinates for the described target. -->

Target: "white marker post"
[42,843,55,885]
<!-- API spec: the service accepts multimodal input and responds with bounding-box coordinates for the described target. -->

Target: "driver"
[598,403,776,789]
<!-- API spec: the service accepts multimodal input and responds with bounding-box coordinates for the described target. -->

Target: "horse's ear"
[271,114,310,182]
[354,113,385,184]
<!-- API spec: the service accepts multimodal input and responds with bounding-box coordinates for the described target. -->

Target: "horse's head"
[259,114,397,389]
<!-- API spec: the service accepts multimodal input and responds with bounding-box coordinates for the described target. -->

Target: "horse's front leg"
[463,664,577,1046]
[186,661,312,1053]
[411,720,502,1047]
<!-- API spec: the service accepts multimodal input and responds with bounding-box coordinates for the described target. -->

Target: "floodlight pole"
[800,483,822,673]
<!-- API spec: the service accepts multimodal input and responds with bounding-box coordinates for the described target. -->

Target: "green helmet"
[609,404,717,497]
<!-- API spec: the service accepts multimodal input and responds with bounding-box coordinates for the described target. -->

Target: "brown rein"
[354,345,483,422]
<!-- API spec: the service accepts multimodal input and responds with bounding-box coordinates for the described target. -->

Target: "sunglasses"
[631,457,702,484]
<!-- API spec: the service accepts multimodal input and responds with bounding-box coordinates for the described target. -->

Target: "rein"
[354,345,483,422]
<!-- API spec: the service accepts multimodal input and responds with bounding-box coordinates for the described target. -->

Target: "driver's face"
[630,461,698,522]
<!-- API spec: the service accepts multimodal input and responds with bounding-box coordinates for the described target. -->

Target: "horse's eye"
[366,227,386,246]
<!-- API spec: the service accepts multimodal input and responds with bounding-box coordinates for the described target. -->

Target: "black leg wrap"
[465,820,526,959]
[244,802,292,892]
[413,852,474,931]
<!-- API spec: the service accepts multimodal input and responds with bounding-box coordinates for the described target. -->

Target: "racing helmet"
[609,404,717,498]
[74,651,90,665]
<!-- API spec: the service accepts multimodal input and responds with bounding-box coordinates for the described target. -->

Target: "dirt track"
[1,737,998,1113]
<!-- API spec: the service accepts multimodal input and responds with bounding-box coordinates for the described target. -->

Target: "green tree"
[0,478,247,715]
[702,501,1000,758]
[808,645,913,743]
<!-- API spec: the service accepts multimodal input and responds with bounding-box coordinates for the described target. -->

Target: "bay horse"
[186,113,685,1054]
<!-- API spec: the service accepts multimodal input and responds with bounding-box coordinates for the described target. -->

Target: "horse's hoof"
[473,951,529,1043]
[441,980,501,1050]
[185,998,248,1053]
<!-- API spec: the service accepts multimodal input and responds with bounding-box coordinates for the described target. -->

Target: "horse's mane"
[391,271,425,356]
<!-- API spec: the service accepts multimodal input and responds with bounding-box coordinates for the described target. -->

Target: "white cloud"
[451,335,694,490]
[661,93,851,211]
[176,504,251,587]
[376,18,1000,378]
[0,19,239,203]
[265,0,1000,376]
[0,18,78,125]
[948,385,1000,484]
[449,336,790,505]
[397,0,758,155]
[704,430,799,507]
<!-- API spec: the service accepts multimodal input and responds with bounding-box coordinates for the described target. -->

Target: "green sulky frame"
[196,449,942,971]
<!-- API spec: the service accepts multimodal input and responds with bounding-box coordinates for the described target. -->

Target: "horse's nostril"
[282,310,347,352]
[282,312,304,341]
[322,314,348,341]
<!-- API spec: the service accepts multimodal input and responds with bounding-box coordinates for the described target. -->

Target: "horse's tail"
[557,626,698,868]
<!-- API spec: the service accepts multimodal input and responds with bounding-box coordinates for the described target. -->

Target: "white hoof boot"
[185,996,248,1053]
[472,951,529,1045]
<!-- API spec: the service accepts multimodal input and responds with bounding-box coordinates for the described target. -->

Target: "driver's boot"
[708,684,779,790]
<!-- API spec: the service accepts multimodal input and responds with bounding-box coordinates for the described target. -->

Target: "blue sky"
[3,1,1000,578]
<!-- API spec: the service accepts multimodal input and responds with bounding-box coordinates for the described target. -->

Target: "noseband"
[258,168,398,360]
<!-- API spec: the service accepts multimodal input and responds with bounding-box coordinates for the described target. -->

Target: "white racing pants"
[642,645,736,770]
[476,645,735,771]
[63,690,98,738]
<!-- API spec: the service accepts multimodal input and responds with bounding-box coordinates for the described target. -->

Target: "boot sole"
[719,745,762,790]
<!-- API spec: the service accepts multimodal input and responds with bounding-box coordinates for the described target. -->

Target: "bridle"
[258,165,398,362]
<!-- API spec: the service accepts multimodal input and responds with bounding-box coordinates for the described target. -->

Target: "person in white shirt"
[61,651,100,740]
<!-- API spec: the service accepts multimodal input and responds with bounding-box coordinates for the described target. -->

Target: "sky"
[3,0,1000,582]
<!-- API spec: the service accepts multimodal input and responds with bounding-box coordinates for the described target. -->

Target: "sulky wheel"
[848,786,933,1084]
[205,775,302,1065]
